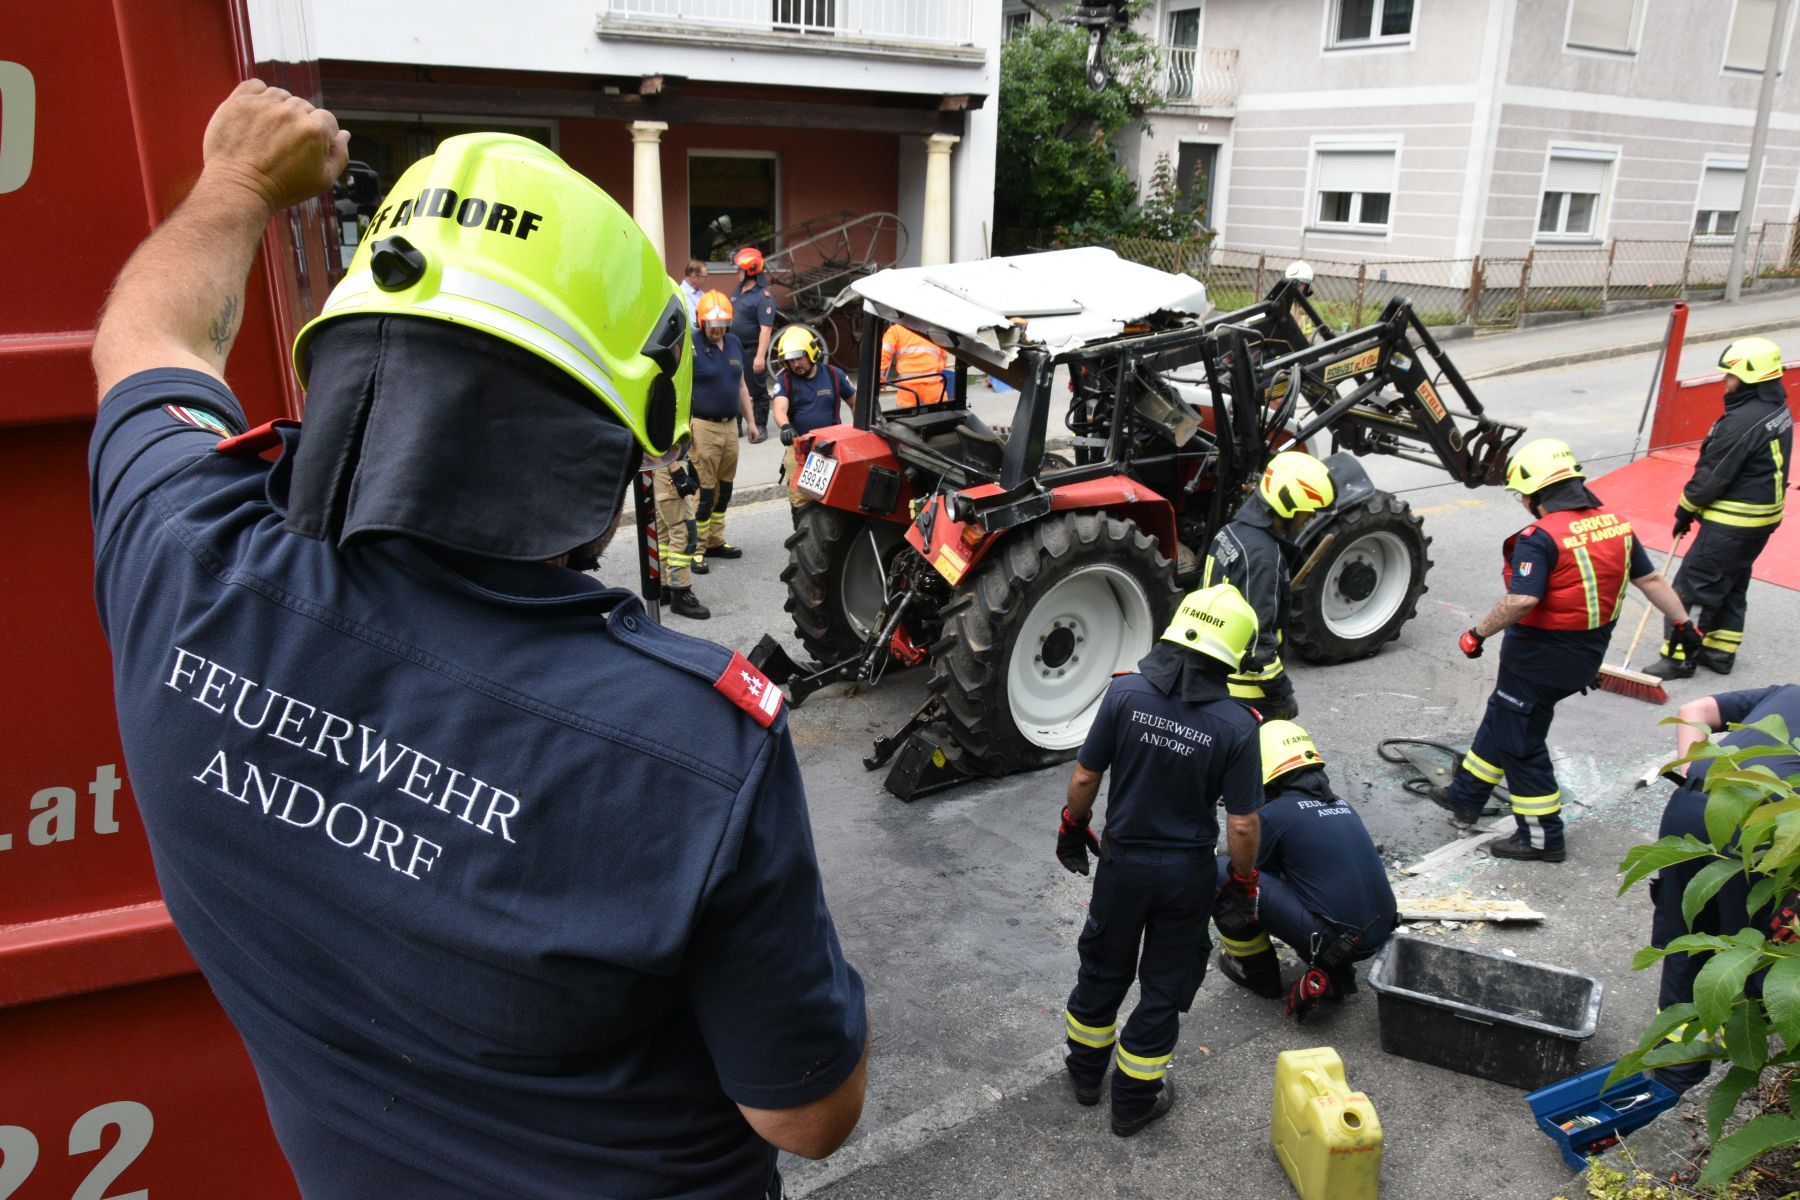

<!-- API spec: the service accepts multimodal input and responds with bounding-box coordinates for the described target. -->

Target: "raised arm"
[93,81,348,397]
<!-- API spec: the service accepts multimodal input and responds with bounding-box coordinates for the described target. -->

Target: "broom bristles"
[1594,664,1668,704]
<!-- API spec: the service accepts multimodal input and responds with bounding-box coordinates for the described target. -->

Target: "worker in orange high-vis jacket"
[880,322,949,408]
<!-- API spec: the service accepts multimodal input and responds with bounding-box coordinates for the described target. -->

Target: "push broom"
[1595,535,1687,704]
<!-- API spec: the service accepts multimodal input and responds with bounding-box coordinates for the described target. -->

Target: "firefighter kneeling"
[1213,721,1398,1020]
[1446,438,1700,861]
[1054,584,1263,1137]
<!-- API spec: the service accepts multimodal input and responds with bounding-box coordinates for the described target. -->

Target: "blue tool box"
[1524,1062,1680,1170]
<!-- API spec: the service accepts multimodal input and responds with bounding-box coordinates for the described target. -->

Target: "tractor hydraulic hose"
[859,588,918,684]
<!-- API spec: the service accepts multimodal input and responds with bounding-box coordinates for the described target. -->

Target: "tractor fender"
[1290,452,1377,555]
[1048,476,1180,563]
[793,424,915,521]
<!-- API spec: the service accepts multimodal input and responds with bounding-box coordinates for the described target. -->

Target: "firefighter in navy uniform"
[1213,721,1398,1019]
[773,325,856,512]
[1648,684,1800,1097]
[688,289,761,574]
[1447,439,1701,861]
[1202,450,1337,720]
[730,246,777,438]
[1055,584,1263,1138]
[87,84,867,1199]
[1645,336,1793,680]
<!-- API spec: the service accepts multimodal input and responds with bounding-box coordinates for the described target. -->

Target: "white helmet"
[1284,260,1314,284]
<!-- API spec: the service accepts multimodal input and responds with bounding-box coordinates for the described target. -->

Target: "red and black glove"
[1215,867,1260,933]
[1459,629,1486,659]
[1673,506,1695,539]
[1772,893,1800,945]
[1287,966,1336,1021]
[1057,807,1101,876]
[1670,620,1706,660]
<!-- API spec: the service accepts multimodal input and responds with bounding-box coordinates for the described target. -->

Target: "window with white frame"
[1330,0,1414,46]
[1312,147,1396,232]
[1725,0,1796,71]
[1003,7,1032,40]
[1537,152,1612,241]
[1566,0,1639,53]
[1165,5,1202,98]
[1694,162,1748,238]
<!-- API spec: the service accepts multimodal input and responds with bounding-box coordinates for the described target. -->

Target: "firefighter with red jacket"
[1445,439,1701,861]
[1645,336,1793,680]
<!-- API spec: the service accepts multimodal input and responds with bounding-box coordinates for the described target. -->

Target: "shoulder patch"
[715,652,784,728]
[164,404,233,435]
[1520,525,1538,539]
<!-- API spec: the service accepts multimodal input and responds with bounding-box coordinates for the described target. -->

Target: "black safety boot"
[1218,950,1284,1000]
[708,543,744,560]
[1696,648,1736,675]
[690,554,709,575]
[667,588,711,621]
[1066,1070,1101,1107]
[1488,831,1565,863]
[1111,1077,1176,1138]
[1643,656,1696,681]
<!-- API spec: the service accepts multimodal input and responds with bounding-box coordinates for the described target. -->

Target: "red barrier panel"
[1647,302,1800,450]
[2,1,332,1194]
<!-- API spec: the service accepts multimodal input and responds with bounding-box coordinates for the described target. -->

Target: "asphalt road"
[593,326,1800,1199]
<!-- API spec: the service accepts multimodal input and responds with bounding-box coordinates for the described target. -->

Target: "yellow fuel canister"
[1272,1047,1382,1200]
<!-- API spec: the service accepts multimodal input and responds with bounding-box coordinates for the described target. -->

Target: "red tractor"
[751,248,1523,791]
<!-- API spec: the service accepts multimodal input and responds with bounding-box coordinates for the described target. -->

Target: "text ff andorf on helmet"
[1160,584,1259,671]
[293,132,692,457]
[1719,336,1783,384]
[696,290,734,325]
[775,324,824,367]
[1259,451,1335,519]
[1259,719,1324,786]
[1504,437,1584,496]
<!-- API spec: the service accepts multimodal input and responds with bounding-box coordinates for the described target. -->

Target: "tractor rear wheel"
[1288,491,1432,664]
[782,506,907,664]
[932,512,1179,773]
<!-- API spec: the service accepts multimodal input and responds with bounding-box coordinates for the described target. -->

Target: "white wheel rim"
[840,524,899,640]
[1320,530,1412,641]
[1006,564,1155,750]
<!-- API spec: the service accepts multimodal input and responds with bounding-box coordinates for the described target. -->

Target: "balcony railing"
[598,0,977,49]
[1160,45,1238,108]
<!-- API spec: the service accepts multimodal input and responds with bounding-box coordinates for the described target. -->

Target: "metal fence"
[1109,222,1800,329]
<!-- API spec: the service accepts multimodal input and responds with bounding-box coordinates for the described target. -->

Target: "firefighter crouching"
[1203,450,1337,720]
[1214,721,1398,1021]
[1055,584,1263,1137]
[1447,438,1702,861]
[1646,336,1793,680]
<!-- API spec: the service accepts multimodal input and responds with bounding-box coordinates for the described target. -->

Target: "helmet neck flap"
[284,315,642,562]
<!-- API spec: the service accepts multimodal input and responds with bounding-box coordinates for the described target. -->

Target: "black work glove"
[779,424,797,446]
[1673,506,1695,539]
[1458,629,1485,659]
[669,462,698,497]
[1057,807,1100,876]
[1287,966,1335,1021]
[1214,868,1260,934]
[1670,620,1706,660]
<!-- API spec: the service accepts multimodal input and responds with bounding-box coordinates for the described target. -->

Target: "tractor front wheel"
[1288,491,1432,664]
[932,512,1179,773]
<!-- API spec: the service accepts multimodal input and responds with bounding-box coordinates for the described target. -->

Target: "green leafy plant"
[1614,714,1800,1188]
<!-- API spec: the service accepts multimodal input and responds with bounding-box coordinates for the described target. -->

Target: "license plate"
[796,451,838,498]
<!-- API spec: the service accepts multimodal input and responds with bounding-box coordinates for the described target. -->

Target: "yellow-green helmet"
[1504,437,1584,496]
[1719,336,1783,384]
[1259,720,1324,786]
[1161,584,1259,670]
[295,133,691,456]
[775,324,824,368]
[1259,451,1335,519]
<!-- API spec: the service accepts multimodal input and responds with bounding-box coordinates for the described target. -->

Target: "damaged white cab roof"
[850,246,1209,367]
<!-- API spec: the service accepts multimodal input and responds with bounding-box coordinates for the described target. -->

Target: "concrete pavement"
[710,289,1800,510]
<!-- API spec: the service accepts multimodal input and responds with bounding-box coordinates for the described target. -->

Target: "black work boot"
[667,588,711,621]
[1488,831,1565,863]
[1218,949,1284,1000]
[1066,1069,1101,1107]
[690,554,709,575]
[1696,648,1736,675]
[708,543,744,560]
[1643,656,1696,681]
[1112,1077,1176,1138]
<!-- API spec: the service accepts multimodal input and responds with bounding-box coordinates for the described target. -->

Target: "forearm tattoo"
[208,295,240,356]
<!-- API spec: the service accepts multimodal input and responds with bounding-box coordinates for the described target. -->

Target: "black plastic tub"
[1367,933,1604,1090]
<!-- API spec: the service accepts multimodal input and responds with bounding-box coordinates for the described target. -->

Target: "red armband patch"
[216,419,299,457]
[715,652,783,728]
